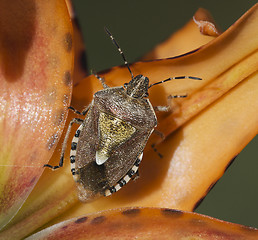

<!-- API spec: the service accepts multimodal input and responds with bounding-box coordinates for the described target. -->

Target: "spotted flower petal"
[0,0,73,231]
[26,208,258,240]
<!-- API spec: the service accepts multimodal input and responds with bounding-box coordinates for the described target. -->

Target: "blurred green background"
[73,0,257,228]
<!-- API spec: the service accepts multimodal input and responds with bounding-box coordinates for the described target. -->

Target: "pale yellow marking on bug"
[96,112,136,165]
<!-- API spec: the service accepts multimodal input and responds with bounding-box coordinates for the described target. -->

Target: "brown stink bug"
[44,28,201,202]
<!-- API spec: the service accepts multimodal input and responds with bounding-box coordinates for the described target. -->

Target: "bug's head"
[124,74,149,98]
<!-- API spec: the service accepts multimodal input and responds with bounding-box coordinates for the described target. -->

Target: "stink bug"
[44,28,201,202]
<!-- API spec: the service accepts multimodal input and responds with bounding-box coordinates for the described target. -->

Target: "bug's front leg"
[154,94,187,112]
[92,71,110,89]
[69,103,91,116]
[43,117,84,170]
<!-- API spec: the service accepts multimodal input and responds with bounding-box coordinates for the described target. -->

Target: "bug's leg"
[153,129,165,140]
[44,118,84,170]
[92,71,109,89]
[151,130,164,158]
[151,144,163,158]
[131,170,139,181]
[104,155,143,196]
[154,95,172,112]
[168,94,188,99]
[154,94,187,112]
[152,93,188,158]
[70,123,84,182]
[154,105,170,112]
[68,103,91,116]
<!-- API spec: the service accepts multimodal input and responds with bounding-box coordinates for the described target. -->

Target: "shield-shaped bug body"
[44,28,201,202]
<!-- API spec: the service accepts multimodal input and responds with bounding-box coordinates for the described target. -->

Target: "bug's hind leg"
[43,117,84,170]
[104,154,143,196]
[70,123,85,182]
[150,129,166,159]
[151,143,163,158]
[131,170,139,181]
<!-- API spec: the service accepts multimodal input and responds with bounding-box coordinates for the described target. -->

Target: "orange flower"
[0,1,257,239]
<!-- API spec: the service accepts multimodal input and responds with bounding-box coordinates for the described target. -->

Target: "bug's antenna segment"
[104,27,134,79]
[149,76,202,88]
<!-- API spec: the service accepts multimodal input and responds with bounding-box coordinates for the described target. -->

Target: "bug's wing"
[73,106,153,202]
[77,127,152,202]
[72,104,102,201]
[104,151,143,197]
[102,126,152,185]
[73,88,157,202]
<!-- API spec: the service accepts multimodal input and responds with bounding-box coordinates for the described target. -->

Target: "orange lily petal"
[26,208,258,240]
[0,0,73,230]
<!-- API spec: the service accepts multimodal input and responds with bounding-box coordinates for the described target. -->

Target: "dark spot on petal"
[206,230,231,238]
[0,0,36,81]
[30,176,37,184]
[90,216,106,225]
[46,133,59,150]
[79,50,88,74]
[62,225,68,230]
[161,208,183,217]
[122,208,140,217]
[64,32,73,52]
[75,216,88,224]
[64,71,72,85]
[28,150,38,163]
[193,196,206,211]
[190,217,206,227]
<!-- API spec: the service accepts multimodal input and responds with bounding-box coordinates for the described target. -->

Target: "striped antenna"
[104,27,134,79]
[149,76,202,88]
